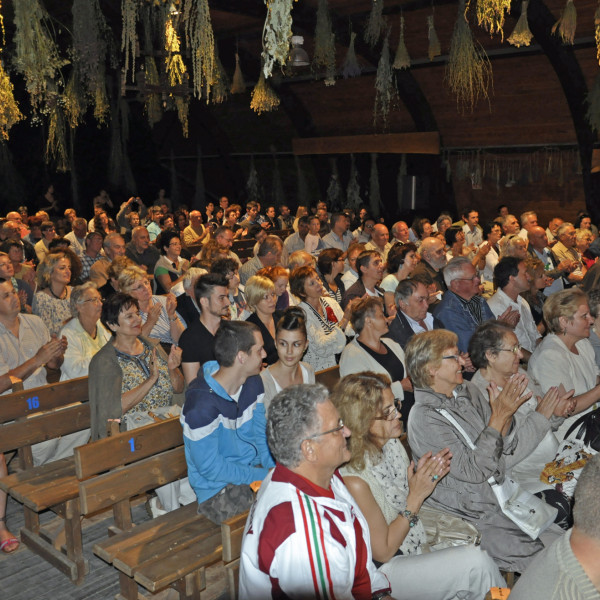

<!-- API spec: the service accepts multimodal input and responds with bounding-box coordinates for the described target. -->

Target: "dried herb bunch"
[165,15,187,86]
[427,14,441,60]
[364,0,386,48]
[393,15,411,69]
[446,0,492,113]
[231,53,246,93]
[121,0,138,82]
[373,35,398,129]
[552,0,577,45]
[262,0,294,79]
[476,0,511,38]
[313,0,336,82]
[184,0,217,99]
[251,71,280,114]
[13,0,68,113]
[596,1,600,65]
[343,31,362,78]
[0,60,23,140]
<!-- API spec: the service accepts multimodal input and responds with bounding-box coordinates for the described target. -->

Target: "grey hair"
[520,210,536,226]
[573,453,600,539]
[394,279,419,306]
[443,257,472,287]
[103,232,124,250]
[556,222,574,239]
[589,289,600,319]
[267,383,329,467]
[183,267,208,291]
[70,282,99,313]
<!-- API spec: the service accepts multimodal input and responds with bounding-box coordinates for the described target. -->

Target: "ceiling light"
[289,36,309,67]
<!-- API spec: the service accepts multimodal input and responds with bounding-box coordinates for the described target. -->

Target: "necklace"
[49,286,66,300]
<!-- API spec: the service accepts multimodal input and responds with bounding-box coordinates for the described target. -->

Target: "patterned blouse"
[32,289,73,336]
[115,340,173,426]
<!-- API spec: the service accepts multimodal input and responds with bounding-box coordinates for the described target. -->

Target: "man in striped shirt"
[239,384,392,600]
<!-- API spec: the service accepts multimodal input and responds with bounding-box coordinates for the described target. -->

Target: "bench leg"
[172,568,205,600]
[118,572,142,600]
[64,498,87,584]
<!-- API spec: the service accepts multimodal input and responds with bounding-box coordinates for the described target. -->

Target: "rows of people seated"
[1,196,600,599]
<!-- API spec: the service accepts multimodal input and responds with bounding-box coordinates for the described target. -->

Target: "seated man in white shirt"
[488,256,541,362]
[304,216,324,255]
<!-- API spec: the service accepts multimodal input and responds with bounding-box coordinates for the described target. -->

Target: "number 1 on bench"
[128,438,135,453]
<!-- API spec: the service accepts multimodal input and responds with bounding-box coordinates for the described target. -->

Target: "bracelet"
[402,509,419,528]
[372,592,390,600]
[169,316,178,322]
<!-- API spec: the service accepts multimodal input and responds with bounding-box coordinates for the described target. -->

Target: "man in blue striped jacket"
[180,320,275,524]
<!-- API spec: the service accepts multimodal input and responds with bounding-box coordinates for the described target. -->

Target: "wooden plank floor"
[0,495,228,600]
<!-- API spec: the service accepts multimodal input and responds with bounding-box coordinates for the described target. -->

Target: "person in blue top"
[180,319,275,524]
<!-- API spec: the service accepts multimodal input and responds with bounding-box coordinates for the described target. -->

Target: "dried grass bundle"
[343,32,362,78]
[121,0,138,82]
[250,71,280,114]
[428,14,441,61]
[586,72,600,132]
[144,56,162,127]
[373,35,398,129]
[175,96,189,137]
[184,0,217,99]
[446,0,492,113]
[364,0,385,48]
[165,16,187,86]
[313,0,336,81]
[324,33,337,86]
[326,158,344,211]
[0,60,23,140]
[261,0,294,79]
[476,0,511,37]
[508,0,533,47]
[208,53,229,104]
[231,53,246,93]
[393,15,411,69]
[246,156,262,204]
[552,0,577,45]
[346,154,361,211]
[46,99,69,172]
[596,2,600,65]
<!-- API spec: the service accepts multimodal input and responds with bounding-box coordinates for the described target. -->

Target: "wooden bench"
[76,418,224,600]
[315,365,340,392]
[0,376,90,583]
[221,510,249,600]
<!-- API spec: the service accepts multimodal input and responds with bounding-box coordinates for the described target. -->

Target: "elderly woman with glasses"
[405,329,565,572]
[244,275,279,365]
[334,372,504,600]
[469,321,574,524]
[528,288,600,441]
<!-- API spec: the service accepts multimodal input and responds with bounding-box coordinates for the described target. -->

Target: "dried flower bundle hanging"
[552,0,577,45]
[596,2,600,65]
[0,60,23,140]
[507,0,533,47]
[393,15,411,69]
[175,96,189,137]
[343,31,362,78]
[364,0,385,48]
[346,154,361,211]
[183,0,217,99]
[446,0,492,113]
[13,0,68,113]
[586,73,600,132]
[144,56,162,127]
[121,0,138,82]
[313,0,336,81]
[251,71,280,114]
[369,153,381,218]
[246,156,262,204]
[63,74,85,130]
[373,35,398,129]
[93,83,109,126]
[324,33,337,85]
[476,0,511,38]
[326,158,344,211]
[231,53,246,93]
[165,15,187,86]
[207,53,229,104]
[427,14,441,60]
[46,99,69,173]
[261,0,294,79]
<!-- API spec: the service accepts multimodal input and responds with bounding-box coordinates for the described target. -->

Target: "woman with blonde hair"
[118,265,184,351]
[257,265,290,312]
[333,372,504,599]
[32,251,73,335]
[244,274,278,365]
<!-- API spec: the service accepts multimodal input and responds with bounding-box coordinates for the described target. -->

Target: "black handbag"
[564,407,600,452]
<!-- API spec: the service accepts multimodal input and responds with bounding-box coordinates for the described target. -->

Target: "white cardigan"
[339,337,406,400]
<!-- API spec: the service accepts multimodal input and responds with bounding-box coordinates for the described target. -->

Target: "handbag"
[564,407,600,452]
[436,408,557,540]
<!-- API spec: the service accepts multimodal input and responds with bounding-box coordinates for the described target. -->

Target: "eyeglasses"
[442,355,460,361]
[80,297,103,305]
[373,405,399,421]
[498,344,522,354]
[306,419,345,439]
[456,274,480,282]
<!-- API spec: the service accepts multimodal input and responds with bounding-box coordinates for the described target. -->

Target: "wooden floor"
[0,495,228,600]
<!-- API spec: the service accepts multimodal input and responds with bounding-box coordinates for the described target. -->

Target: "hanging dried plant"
[326,158,344,211]
[427,14,441,60]
[586,73,600,132]
[46,100,69,172]
[165,15,187,86]
[343,31,362,78]
[595,2,600,66]
[324,33,337,86]
[373,35,398,129]
[121,0,138,82]
[364,0,385,48]
[174,96,189,137]
[313,0,336,80]
[476,0,511,38]
[0,60,23,140]
[251,71,280,114]
[369,153,381,218]
[393,15,411,69]
[208,53,229,104]
[231,53,246,93]
[144,56,162,127]
[184,0,217,99]
[261,0,294,79]
[346,154,361,211]
[508,0,533,47]
[246,156,262,203]
[63,74,85,130]
[446,0,492,113]
[13,0,68,113]
[93,83,109,126]
[552,0,577,45]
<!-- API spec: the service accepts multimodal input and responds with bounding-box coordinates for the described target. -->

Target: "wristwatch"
[402,509,419,528]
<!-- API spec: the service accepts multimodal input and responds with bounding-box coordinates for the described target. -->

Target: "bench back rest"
[314,365,340,392]
[0,376,89,424]
[73,417,183,479]
[78,445,187,516]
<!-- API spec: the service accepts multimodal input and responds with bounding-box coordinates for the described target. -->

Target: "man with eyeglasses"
[411,237,448,305]
[181,320,274,524]
[434,258,518,361]
[488,257,541,362]
[239,383,392,600]
[552,222,586,285]
[353,216,376,244]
